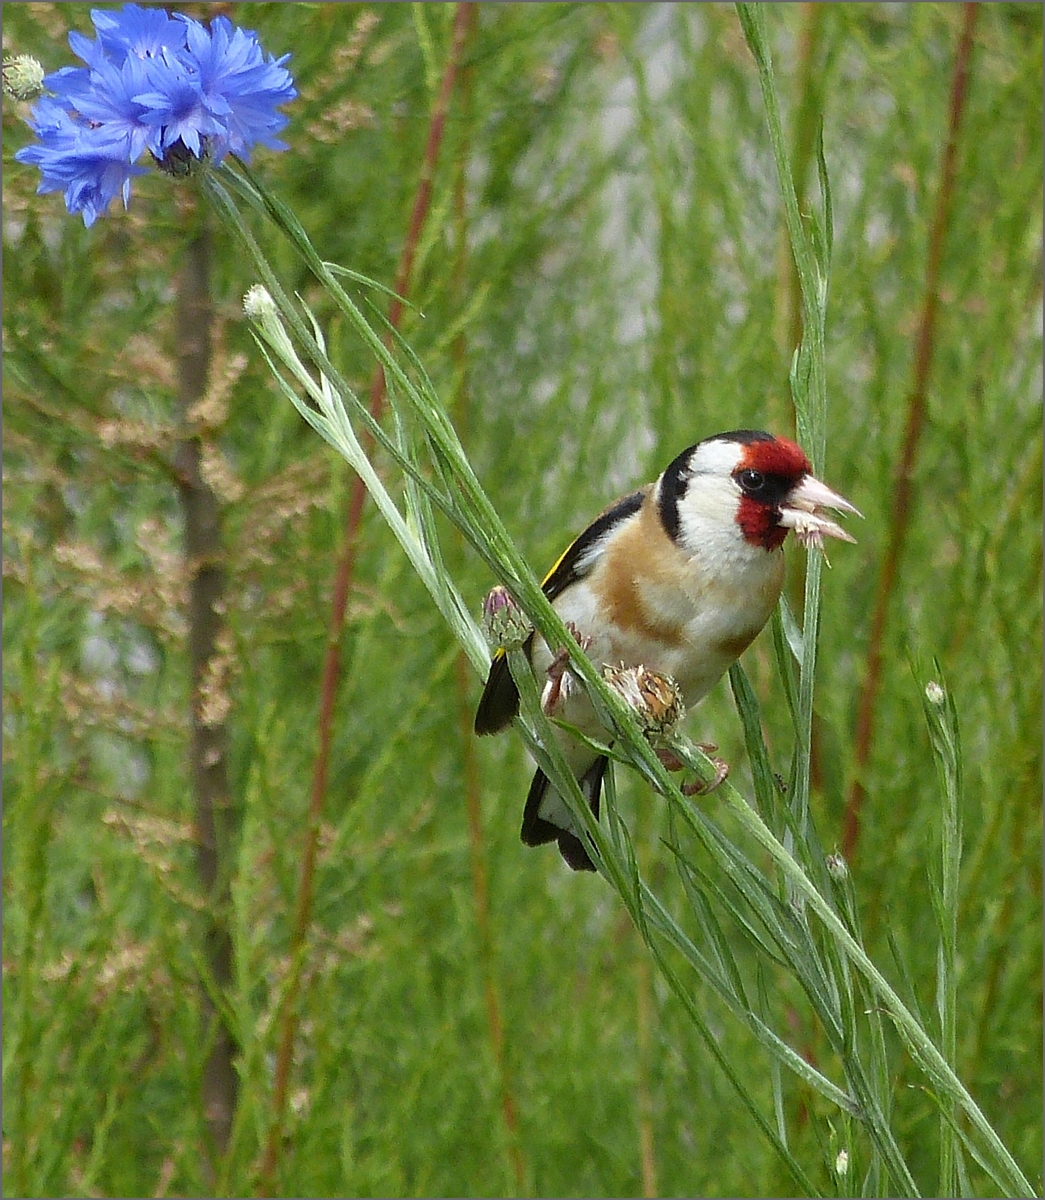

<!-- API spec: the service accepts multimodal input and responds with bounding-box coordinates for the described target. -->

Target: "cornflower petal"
[43,64,94,104]
[90,4,187,65]
[73,54,155,162]
[176,13,297,161]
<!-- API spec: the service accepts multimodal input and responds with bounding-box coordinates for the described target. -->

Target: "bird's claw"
[655,746,687,772]
[540,624,591,715]
[657,743,730,795]
[541,646,572,714]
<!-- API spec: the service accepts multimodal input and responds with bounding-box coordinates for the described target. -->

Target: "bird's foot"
[655,746,687,772]
[656,742,730,795]
[540,623,591,715]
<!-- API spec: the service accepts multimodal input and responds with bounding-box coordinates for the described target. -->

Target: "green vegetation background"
[3,4,1041,1197]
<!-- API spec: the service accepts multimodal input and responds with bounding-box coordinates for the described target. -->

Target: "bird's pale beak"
[778,475,862,548]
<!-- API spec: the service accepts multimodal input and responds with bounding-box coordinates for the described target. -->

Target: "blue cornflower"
[180,16,295,159]
[134,47,225,160]
[14,4,296,227]
[14,95,148,228]
[64,54,157,162]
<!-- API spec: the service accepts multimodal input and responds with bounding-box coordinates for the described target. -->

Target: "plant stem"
[712,777,1032,1198]
[172,211,238,1173]
[844,3,979,858]
[736,3,831,850]
[447,9,527,1190]
[777,1,826,362]
[257,7,475,1191]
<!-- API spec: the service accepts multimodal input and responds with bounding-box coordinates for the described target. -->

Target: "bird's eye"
[737,469,766,494]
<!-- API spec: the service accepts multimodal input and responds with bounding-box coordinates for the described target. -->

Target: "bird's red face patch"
[734,437,812,551]
[736,497,788,550]
[742,436,811,479]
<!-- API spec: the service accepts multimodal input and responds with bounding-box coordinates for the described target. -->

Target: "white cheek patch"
[666,439,751,556]
[674,475,751,561]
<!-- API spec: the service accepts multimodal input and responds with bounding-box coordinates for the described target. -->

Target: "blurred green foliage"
[3,4,1040,1196]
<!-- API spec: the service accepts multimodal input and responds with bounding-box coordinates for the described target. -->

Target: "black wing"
[474,633,533,735]
[473,487,648,736]
[539,487,647,602]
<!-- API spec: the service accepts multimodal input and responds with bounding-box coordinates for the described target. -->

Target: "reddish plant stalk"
[447,11,526,1184]
[843,3,979,860]
[258,7,475,1192]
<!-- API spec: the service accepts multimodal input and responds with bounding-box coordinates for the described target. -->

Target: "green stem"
[736,4,832,849]
[714,776,1031,1198]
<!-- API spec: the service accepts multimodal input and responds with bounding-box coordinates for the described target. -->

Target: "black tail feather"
[474,650,518,734]
[556,830,597,872]
[520,769,559,847]
[520,756,608,872]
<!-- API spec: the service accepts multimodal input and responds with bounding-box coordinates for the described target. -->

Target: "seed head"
[925,680,945,707]
[603,663,685,737]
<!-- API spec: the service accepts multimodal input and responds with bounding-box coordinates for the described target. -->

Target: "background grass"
[3,3,1041,1196]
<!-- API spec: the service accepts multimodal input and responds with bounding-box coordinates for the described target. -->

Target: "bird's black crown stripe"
[711,428,775,446]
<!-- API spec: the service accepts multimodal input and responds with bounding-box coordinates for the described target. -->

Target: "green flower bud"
[481,585,531,651]
[3,56,45,102]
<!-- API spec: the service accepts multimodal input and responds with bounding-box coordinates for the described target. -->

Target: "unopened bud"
[835,1149,849,1176]
[825,853,848,881]
[3,55,45,101]
[603,663,685,737]
[243,284,278,323]
[925,680,945,707]
[481,585,531,651]
[243,284,299,369]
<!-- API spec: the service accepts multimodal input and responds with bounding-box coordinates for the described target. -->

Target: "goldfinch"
[475,429,860,872]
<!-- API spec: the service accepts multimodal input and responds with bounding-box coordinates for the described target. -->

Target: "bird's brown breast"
[591,493,692,646]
